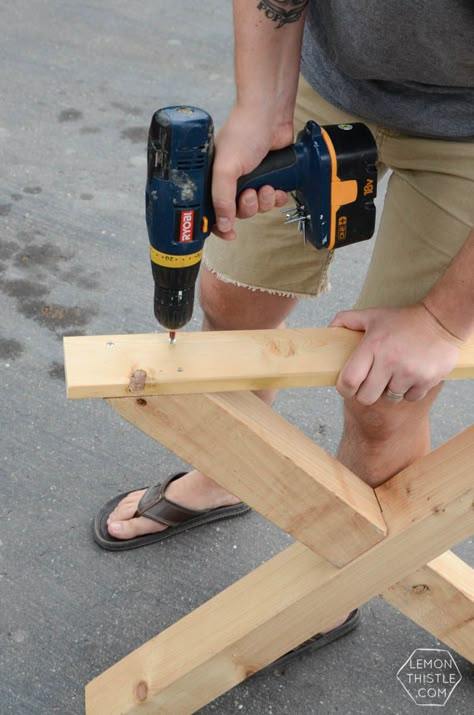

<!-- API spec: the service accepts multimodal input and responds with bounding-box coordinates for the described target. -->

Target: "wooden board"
[85,426,474,715]
[64,328,474,399]
[383,551,474,663]
[107,391,387,567]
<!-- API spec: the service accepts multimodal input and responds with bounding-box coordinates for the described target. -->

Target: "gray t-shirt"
[301,0,474,138]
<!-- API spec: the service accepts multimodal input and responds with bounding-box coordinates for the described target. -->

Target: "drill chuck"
[152,263,200,330]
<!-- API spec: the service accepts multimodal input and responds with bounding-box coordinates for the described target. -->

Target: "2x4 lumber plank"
[105,389,474,637]
[86,427,474,715]
[382,551,474,663]
[64,328,474,399]
[106,391,387,567]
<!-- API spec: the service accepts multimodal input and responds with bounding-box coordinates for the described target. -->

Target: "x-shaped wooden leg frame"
[63,329,474,715]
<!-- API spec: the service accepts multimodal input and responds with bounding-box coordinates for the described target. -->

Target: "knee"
[342,390,437,444]
[199,265,297,331]
[343,400,402,444]
[199,266,244,330]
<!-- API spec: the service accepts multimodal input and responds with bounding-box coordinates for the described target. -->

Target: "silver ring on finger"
[385,388,405,402]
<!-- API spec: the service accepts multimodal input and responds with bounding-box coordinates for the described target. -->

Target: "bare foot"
[107,470,241,540]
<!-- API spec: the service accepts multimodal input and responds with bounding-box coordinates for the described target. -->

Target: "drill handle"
[236,145,300,199]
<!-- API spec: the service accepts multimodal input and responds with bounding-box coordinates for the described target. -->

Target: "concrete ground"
[0,2,472,713]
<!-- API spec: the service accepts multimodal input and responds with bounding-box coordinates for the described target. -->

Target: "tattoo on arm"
[257,0,309,28]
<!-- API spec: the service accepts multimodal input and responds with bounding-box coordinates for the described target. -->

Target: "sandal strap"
[134,472,210,527]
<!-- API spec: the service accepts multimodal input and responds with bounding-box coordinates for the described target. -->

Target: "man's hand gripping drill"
[145,105,377,342]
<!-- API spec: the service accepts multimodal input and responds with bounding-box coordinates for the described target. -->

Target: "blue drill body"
[146,106,377,331]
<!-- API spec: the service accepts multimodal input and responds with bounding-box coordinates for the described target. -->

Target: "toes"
[107,489,146,523]
[106,488,167,540]
[107,515,166,540]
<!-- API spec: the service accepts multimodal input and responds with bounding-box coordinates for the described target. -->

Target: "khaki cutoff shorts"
[204,76,474,309]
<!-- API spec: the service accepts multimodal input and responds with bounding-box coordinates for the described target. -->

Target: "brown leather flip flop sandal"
[251,608,361,678]
[268,608,360,671]
[93,472,251,551]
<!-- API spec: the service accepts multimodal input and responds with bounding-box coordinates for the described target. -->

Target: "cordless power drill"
[146,107,378,341]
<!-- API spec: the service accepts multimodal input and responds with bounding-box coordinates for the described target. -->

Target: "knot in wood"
[266,337,296,358]
[412,584,430,595]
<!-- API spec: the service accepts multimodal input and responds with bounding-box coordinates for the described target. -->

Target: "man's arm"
[331,227,474,404]
[212,1,309,239]
[233,0,308,116]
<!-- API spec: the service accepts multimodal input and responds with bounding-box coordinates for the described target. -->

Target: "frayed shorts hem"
[203,258,331,300]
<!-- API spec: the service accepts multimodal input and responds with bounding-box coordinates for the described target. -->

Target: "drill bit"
[168,331,176,344]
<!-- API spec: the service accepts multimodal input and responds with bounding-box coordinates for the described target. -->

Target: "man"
[94,0,473,654]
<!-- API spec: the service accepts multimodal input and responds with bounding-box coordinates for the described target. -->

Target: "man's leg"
[338,386,441,489]
[339,121,473,488]
[106,266,298,540]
